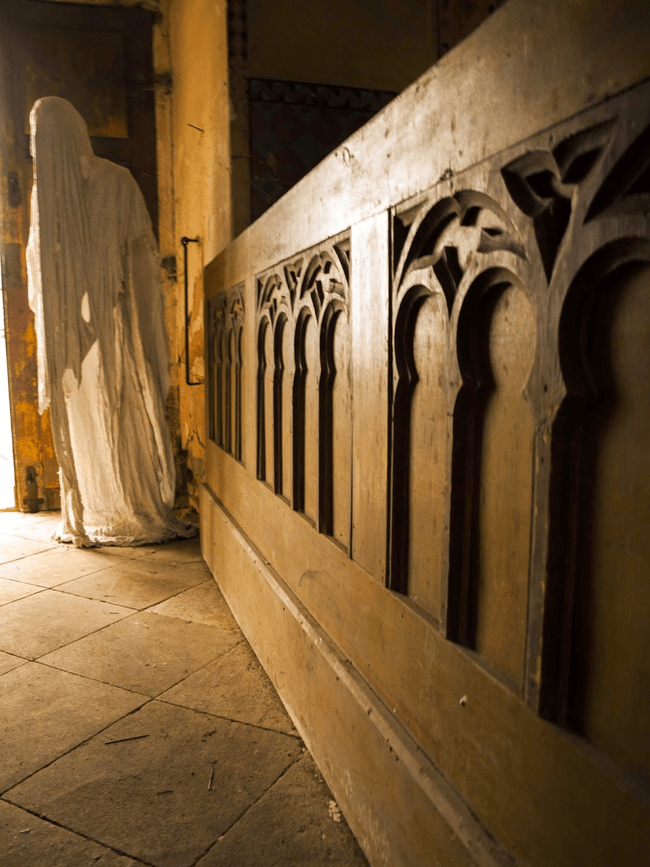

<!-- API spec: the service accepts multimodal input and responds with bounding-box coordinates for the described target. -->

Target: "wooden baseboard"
[200,483,516,867]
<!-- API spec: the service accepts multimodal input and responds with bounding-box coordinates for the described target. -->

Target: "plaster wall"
[164,0,231,506]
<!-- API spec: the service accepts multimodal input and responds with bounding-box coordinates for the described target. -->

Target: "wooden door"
[0,0,157,511]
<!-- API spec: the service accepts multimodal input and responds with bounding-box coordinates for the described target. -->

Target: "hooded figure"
[27,96,194,546]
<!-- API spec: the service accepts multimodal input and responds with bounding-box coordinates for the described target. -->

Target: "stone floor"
[0,510,369,867]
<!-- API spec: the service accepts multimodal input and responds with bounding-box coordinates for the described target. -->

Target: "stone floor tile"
[0,590,133,659]
[0,545,124,588]
[89,545,155,560]
[40,611,239,696]
[0,650,27,676]
[137,535,204,566]
[57,559,208,610]
[8,517,62,543]
[0,511,33,531]
[7,700,303,867]
[196,753,368,867]
[148,580,240,631]
[0,511,59,533]
[160,642,297,736]
[0,800,142,867]
[0,533,57,565]
[0,577,42,605]
[0,663,146,791]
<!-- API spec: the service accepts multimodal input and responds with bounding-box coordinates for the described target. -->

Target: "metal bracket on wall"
[181,236,202,387]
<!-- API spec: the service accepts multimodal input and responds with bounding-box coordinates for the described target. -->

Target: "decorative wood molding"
[389,81,650,717]
[204,9,650,861]
[256,234,352,547]
[206,286,245,462]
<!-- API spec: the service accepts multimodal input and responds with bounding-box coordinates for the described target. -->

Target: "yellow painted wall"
[163,0,231,508]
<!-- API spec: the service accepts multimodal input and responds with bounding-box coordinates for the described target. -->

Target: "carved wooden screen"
[208,79,650,792]
[205,17,650,860]
[256,235,352,550]
[388,78,650,768]
[207,287,244,461]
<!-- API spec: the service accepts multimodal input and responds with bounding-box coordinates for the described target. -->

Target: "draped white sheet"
[27,97,195,546]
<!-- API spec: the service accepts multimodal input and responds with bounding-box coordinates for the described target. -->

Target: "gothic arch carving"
[388,85,650,719]
[540,238,650,730]
[449,269,536,684]
[256,233,352,548]
[207,286,244,461]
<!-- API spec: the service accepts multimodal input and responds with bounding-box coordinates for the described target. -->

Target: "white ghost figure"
[27,96,195,547]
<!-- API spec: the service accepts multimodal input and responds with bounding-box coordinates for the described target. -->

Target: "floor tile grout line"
[27,658,155,698]
[28,558,144,588]
[1,589,230,664]
[1,695,301,826]
[5,647,302,740]
[0,559,140,590]
[153,695,303,740]
[50,574,212,611]
[0,696,157,799]
[137,578,220,613]
[0,585,49,606]
[0,797,156,866]
[0,545,60,567]
[0,604,145,663]
[51,587,141,609]
[1,553,208,590]
[31,636,245,707]
[188,753,306,867]
[2,532,60,544]
[0,686,299,803]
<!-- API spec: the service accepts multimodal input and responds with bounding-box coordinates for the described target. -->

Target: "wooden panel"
[350,214,390,580]
[253,237,351,543]
[207,288,244,461]
[280,319,293,499]
[473,284,535,684]
[272,316,286,494]
[210,0,650,278]
[201,487,492,867]
[303,314,319,523]
[569,262,650,783]
[438,0,505,57]
[206,296,220,444]
[263,321,274,483]
[292,309,309,512]
[204,23,650,867]
[201,462,650,867]
[228,330,236,454]
[409,297,448,618]
[391,286,449,619]
[221,326,230,450]
[332,308,351,547]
